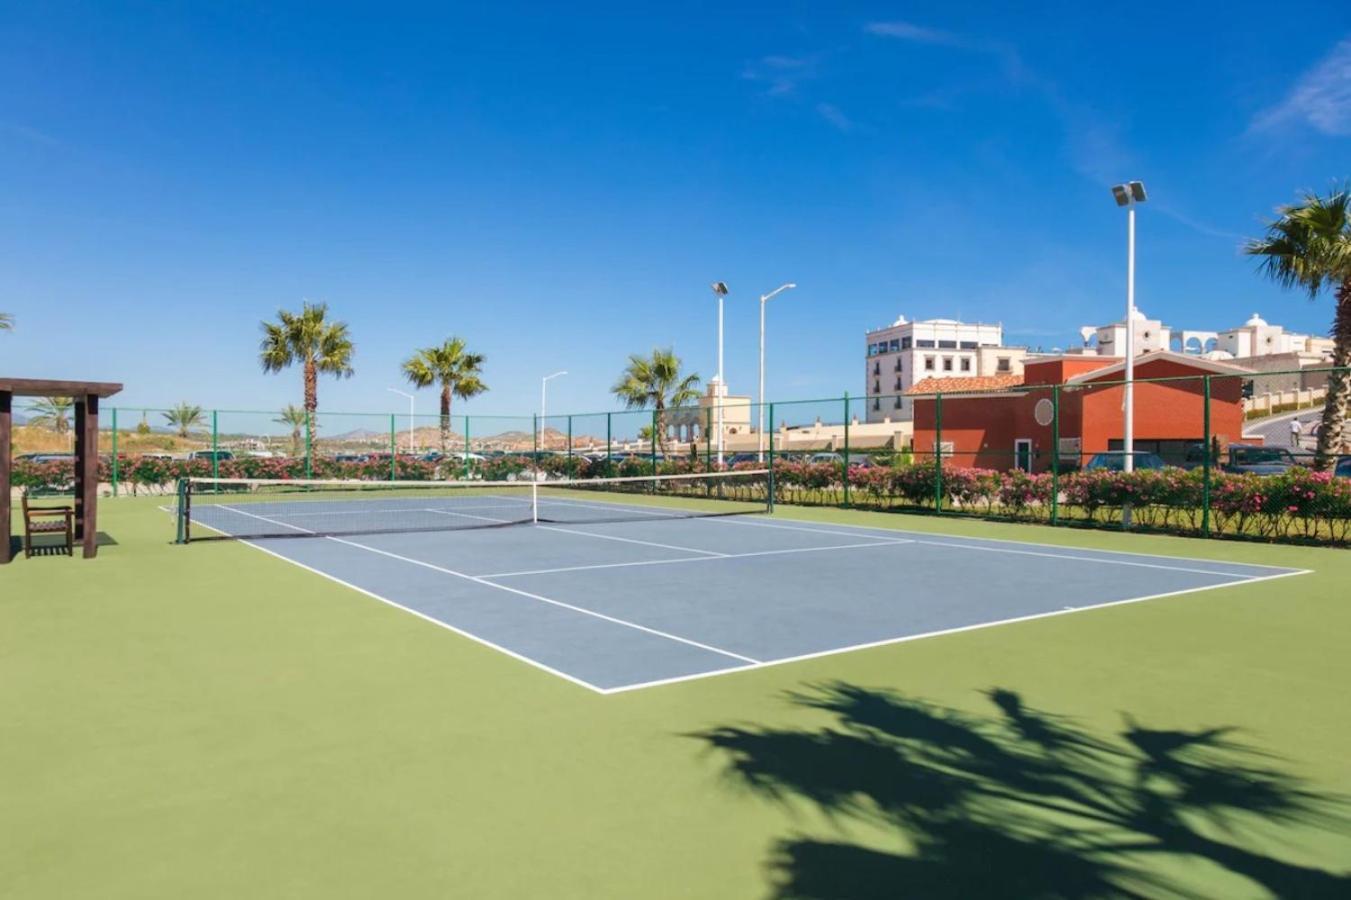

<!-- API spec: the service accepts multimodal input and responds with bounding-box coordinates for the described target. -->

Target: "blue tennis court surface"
[196,497,1307,693]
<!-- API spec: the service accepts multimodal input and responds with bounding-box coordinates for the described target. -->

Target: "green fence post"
[1050,386,1060,526]
[767,403,776,512]
[111,407,119,497]
[705,406,712,469]
[650,409,658,490]
[211,410,219,481]
[305,412,313,479]
[533,414,539,479]
[842,393,851,508]
[463,415,471,479]
[175,478,188,544]
[606,412,612,472]
[567,415,573,476]
[390,414,397,481]
[934,392,944,513]
[1202,375,1212,537]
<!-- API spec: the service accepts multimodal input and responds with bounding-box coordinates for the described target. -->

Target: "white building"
[864,316,1026,422]
[1077,308,1333,360]
[1216,313,1333,359]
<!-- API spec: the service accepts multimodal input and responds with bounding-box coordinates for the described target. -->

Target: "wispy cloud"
[863,21,967,48]
[1250,37,1351,136]
[0,122,63,148]
[741,54,819,97]
[815,102,853,132]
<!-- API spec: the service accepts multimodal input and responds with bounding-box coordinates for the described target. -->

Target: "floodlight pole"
[1112,180,1146,528]
[710,282,729,466]
[758,283,797,461]
[540,371,567,450]
[386,388,415,454]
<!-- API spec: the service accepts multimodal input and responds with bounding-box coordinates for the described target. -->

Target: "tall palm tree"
[1246,186,1351,469]
[274,404,308,457]
[25,397,73,434]
[259,301,355,438]
[402,337,488,457]
[611,348,701,454]
[0,312,12,332]
[163,402,205,438]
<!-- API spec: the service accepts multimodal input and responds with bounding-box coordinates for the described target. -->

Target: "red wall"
[911,357,1247,470]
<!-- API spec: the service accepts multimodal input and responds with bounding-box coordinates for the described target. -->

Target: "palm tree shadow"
[692,683,1351,900]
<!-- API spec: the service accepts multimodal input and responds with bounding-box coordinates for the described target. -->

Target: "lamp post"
[1111,180,1146,526]
[540,371,567,451]
[758,282,797,460]
[386,387,415,454]
[710,282,729,465]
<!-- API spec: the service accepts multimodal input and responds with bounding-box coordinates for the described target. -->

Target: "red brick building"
[908,352,1252,471]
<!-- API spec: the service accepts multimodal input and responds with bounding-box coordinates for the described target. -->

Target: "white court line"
[214,503,759,666]
[708,516,1281,578]
[476,539,915,579]
[599,567,1314,695]
[536,524,727,557]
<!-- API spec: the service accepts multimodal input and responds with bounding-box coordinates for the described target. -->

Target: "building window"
[873,381,880,394]
[997,357,1011,373]
[959,341,978,350]
[925,356,936,371]
[873,362,880,375]
[872,398,880,411]
[894,378,902,391]
[960,357,971,372]
[938,339,956,349]
[943,357,954,371]
[916,339,935,348]
[894,397,903,409]
[894,359,903,372]
[901,337,912,349]
[888,339,900,351]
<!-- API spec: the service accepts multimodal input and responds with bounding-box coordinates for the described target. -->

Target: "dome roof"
[1245,312,1267,327]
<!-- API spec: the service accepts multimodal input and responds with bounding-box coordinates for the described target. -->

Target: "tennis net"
[175,469,771,541]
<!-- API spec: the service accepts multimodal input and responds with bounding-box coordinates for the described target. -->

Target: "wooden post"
[81,394,99,558]
[0,390,11,564]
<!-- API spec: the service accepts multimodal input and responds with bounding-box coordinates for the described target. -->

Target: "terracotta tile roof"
[904,374,1025,396]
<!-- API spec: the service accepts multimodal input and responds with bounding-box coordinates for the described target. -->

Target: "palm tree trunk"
[304,357,318,444]
[1314,277,1351,469]
[440,385,451,459]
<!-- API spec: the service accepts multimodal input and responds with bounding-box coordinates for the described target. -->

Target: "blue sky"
[1,2,1349,418]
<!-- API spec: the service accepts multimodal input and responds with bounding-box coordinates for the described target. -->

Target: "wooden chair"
[22,490,74,557]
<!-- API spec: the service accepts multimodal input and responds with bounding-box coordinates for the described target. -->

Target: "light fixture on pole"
[758,282,797,460]
[386,387,415,454]
[1111,180,1146,525]
[540,371,567,450]
[710,282,729,465]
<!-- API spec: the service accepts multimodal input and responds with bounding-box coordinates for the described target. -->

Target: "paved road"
[1244,406,1325,452]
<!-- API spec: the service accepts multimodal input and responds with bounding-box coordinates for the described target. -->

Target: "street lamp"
[540,371,567,450]
[758,282,797,460]
[710,282,729,464]
[386,387,415,454]
[1112,180,1146,527]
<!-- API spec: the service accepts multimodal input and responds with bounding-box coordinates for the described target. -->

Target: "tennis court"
[176,473,1307,693]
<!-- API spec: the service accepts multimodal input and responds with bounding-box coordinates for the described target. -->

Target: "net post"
[463,415,471,479]
[390,414,397,481]
[1050,385,1060,526]
[1202,375,1212,537]
[934,392,944,513]
[111,407,119,497]
[767,402,776,512]
[532,413,539,480]
[175,477,189,544]
[842,393,850,508]
[531,480,539,523]
[211,409,219,482]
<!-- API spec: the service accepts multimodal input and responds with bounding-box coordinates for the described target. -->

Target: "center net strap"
[177,470,770,541]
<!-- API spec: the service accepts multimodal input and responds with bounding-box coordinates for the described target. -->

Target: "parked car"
[16,453,73,463]
[725,453,761,466]
[187,450,235,463]
[1223,445,1297,475]
[1333,456,1351,479]
[808,452,844,465]
[1083,451,1167,472]
[333,453,370,463]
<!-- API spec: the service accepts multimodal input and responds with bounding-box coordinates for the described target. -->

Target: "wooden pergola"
[1,378,124,563]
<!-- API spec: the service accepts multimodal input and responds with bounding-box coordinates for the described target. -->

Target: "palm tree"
[1246,186,1351,469]
[259,301,355,438]
[25,397,73,434]
[402,337,488,457]
[611,348,701,454]
[274,404,308,457]
[0,312,12,332]
[163,402,205,438]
